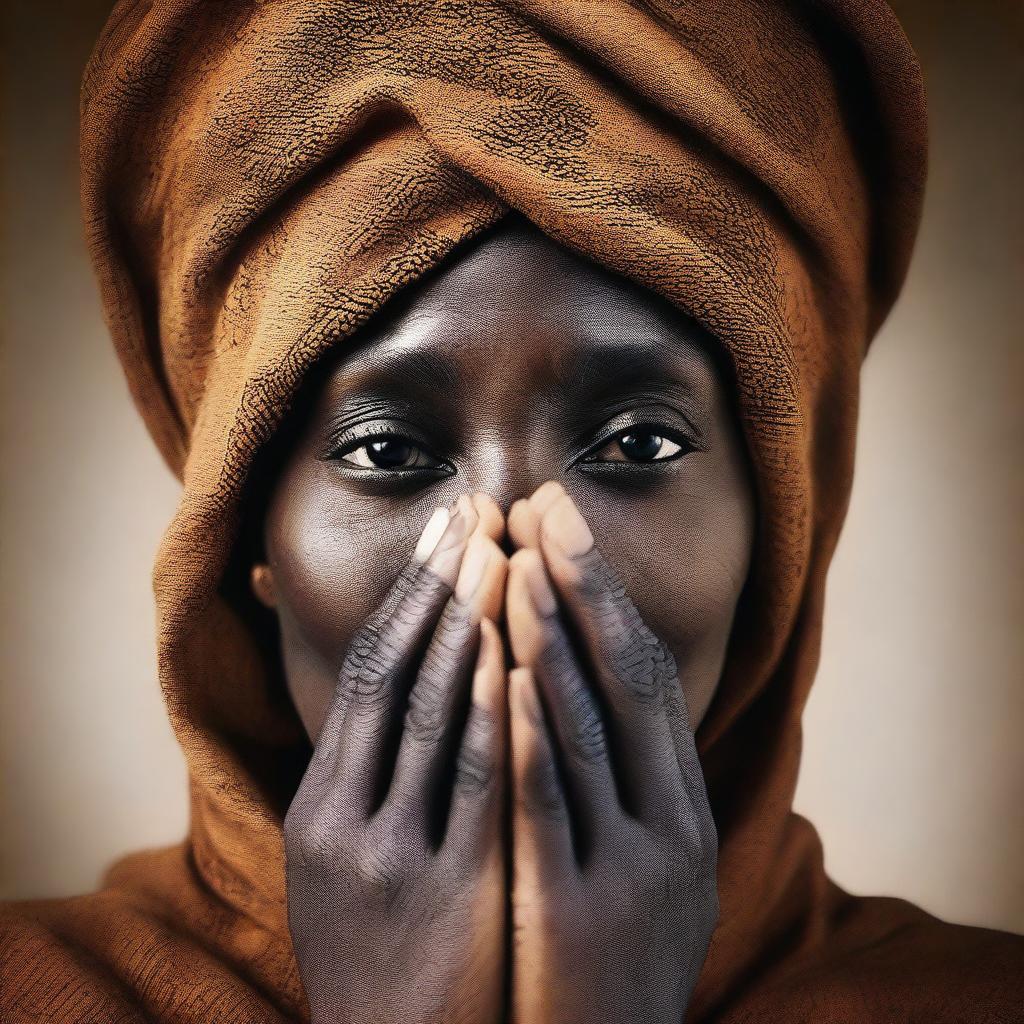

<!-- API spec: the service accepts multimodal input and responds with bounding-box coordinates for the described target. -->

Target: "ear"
[250,562,278,608]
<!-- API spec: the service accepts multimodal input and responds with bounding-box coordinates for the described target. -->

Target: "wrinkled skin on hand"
[282,483,718,1024]
[283,494,511,1024]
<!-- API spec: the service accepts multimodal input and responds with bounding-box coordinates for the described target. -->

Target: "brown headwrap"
[3,1,1022,1020]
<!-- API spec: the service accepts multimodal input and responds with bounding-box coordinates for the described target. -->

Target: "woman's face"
[254,216,756,741]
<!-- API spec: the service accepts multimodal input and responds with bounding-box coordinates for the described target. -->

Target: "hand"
[283,493,510,1024]
[503,482,719,1024]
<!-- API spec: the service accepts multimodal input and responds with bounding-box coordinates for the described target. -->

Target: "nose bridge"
[461,432,553,517]
[452,321,565,520]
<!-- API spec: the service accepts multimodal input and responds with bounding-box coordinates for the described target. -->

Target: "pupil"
[368,438,412,467]
[618,432,661,461]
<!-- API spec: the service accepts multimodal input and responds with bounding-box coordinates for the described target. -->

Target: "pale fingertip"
[455,534,509,624]
[539,492,594,560]
[528,480,565,512]
[507,497,540,550]
[521,548,558,617]
[454,530,493,604]
[471,492,505,543]
[477,544,509,624]
[507,546,538,575]
[412,506,451,564]
[471,617,504,711]
[473,621,493,678]
[523,483,567,551]
[426,495,479,584]
[478,615,500,660]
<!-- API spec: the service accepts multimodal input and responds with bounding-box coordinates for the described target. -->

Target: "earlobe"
[250,562,277,608]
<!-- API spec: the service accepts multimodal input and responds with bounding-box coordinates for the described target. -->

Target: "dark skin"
[250,214,756,1023]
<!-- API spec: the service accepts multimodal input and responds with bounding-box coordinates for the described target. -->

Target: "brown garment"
[3,0,1022,1020]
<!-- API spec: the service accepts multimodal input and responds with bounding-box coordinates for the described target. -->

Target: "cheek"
[264,462,420,677]
[616,508,750,653]
[586,458,754,716]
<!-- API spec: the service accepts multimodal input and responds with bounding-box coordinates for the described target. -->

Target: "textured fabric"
[3,0,1023,1020]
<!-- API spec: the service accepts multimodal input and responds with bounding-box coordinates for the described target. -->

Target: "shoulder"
[0,887,154,1022]
[720,893,1024,1024]
[0,845,300,1023]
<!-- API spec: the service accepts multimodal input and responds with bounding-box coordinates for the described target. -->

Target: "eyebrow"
[333,331,711,414]
[550,336,706,404]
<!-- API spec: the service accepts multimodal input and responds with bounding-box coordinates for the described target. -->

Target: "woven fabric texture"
[2,1,1022,1020]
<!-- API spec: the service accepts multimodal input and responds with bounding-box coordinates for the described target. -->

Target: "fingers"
[385,524,508,818]
[506,548,619,847]
[534,486,689,822]
[330,495,482,815]
[509,666,575,880]
[471,492,505,544]
[507,481,564,550]
[440,617,508,865]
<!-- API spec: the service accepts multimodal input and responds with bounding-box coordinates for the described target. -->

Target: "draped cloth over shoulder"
[3,1,1022,1020]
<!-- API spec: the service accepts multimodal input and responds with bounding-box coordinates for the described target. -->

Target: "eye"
[333,433,446,472]
[581,424,693,465]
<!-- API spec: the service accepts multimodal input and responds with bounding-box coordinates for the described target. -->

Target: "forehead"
[324,215,721,395]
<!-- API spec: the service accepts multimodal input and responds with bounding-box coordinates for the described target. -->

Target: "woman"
[1,0,1021,1021]
[242,212,754,1021]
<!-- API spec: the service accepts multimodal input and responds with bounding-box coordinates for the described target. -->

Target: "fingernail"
[434,495,475,552]
[455,531,492,604]
[522,553,558,617]
[470,493,504,540]
[413,506,451,563]
[425,496,478,584]
[529,480,565,513]
[542,495,594,558]
[473,617,504,706]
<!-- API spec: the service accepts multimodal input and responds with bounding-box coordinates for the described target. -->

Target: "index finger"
[299,495,479,802]
[535,487,694,824]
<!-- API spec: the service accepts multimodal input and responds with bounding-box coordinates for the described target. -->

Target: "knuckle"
[570,548,682,708]
[349,843,409,905]
[335,630,389,708]
[536,634,608,765]
[433,594,474,637]
[403,608,474,741]
[346,634,404,707]
[404,561,454,606]
[611,620,675,704]
[337,619,381,691]
[565,685,607,763]
[341,564,456,707]
[352,838,399,886]
[661,665,694,734]
[285,812,345,870]
[572,545,625,606]
[404,670,450,745]
[454,710,496,795]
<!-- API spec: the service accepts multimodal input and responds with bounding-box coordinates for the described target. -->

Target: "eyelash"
[578,423,695,467]
[325,420,697,475]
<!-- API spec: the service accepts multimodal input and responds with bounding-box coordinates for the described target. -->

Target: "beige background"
[2,2,1022,934]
